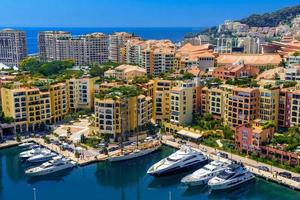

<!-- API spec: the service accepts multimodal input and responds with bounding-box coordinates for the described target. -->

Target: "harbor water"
[0,146,299,200]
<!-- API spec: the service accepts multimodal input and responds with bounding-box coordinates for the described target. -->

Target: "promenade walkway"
[162,135,300,191]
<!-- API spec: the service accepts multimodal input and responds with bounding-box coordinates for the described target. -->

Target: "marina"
[1,145,300,200]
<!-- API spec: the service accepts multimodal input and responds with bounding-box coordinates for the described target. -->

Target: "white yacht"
[19,142,35,148]
[108,144,161,162]
[20,148,45,159]
[147,146,208,177]
[25,156,76,176]
[208,163,255,190]
[27,150,57,163]
[181,159,231,186]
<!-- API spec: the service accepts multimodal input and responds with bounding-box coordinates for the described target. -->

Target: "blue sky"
[0,0,299,27]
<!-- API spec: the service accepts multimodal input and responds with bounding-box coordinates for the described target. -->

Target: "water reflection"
[148,173,188,189]
[26,170,72,184]
[208,179,255,199]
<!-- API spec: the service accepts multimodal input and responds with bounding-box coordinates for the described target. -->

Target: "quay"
[161,136,300,191]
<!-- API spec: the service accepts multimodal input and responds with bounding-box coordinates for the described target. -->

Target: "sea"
[0,146,299,200]
[2,27,204,54]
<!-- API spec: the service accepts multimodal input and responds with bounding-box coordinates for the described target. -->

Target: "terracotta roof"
[217,54,282,66]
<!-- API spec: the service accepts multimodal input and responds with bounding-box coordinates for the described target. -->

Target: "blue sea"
[1,146,300,200]
[2,27,204,54]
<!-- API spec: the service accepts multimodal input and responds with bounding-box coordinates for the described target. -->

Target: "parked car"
[258,166,269,172]
[278,172,292,179]
[219,152,229,159]
[292,177,300,182]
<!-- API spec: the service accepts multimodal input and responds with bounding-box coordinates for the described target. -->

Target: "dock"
[161,137,300,191]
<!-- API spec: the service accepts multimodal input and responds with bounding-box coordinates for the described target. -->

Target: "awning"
[177,129,202,140]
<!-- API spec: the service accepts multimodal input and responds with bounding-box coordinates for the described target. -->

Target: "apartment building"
[259,87,279,127]
[170,86,194,125]
[38,31,71,61]
[49,83,69,123]
[0,29,27,67]
[207,88,224,119]
[95,95,152,139]
[66,77,97,111]
[109,32,134,63]
[290,90,300,127]
[137,95,152,128]
[278,88,293,129]
[123,38,145,65]
[1,86,51,133]
[152,79,173,123]
[38,32,109,65]
[235,119,275,152]
[225,87,260,128]
[104,64,146,80]
[141,40,176,76]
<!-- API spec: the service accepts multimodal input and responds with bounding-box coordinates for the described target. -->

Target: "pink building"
[235,120,274,152]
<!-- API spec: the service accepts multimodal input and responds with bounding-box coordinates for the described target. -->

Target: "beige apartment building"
[38,31,109,65]
[109,32,134,63]
[0,29,27,67]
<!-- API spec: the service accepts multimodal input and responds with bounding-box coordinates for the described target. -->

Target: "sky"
[0,0,299,27]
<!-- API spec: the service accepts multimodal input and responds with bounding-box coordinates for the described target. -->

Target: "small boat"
[25,156,76,176]
[27,150,57,163]
[181,159,231,186]
[147,146,208,177]
[108,144,161,162]
[20,148,45,159]
[18,142,34,148]
[208,163,255,190]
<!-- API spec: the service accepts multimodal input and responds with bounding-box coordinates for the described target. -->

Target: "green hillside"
[239,4,300,27]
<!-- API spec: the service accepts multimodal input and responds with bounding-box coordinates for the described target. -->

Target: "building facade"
[0,29,27,67]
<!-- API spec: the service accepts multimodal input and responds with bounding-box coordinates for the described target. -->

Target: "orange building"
[212,63,259,80]
[226,87,260,128]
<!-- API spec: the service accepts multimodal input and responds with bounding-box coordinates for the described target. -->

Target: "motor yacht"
[27,150,57,163]
[108,144,161,162]
[25,156,76,176]
[208,163,255,190]
[19,148,45,160]
[147,146,208,177]
[181,159,231,186]
[18,142,34,148]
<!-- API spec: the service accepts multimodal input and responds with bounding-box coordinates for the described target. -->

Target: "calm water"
[0,146,299,200]
[0,27,203,54]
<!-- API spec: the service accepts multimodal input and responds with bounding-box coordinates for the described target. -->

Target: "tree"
[80,134,86,144]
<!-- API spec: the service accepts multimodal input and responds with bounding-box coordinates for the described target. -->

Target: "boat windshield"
[166,157,180,162]
[217,170,234,180]
[202,166,212,171]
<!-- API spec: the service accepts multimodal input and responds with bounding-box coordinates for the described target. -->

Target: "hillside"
[239,4,300,27]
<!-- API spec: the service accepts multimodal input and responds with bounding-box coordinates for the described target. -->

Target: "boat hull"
[109,145,161,162]
[26,165,74,176]
[209,174,255,190]
[148,159,209,177]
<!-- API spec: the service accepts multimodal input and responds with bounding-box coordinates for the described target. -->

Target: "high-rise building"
[109,32,134,63]
[259,87,279,127]
[38,32,109,65]
[38,31,71,61]
[0,29,27,67]
[141,40,176,76]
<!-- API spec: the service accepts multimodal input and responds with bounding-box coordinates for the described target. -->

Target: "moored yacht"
[108,143,161,162]
[208,163,255,190]
[147,146,208,177]
[27,150,57,163]
[25,156,76,176]
[181,159,231,186]
[20,148,45,160]
[18,142,35,148]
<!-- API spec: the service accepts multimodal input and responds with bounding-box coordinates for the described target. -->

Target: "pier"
[161,136,300,191]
